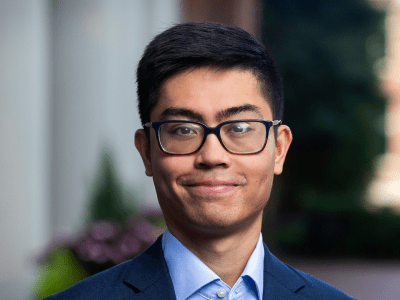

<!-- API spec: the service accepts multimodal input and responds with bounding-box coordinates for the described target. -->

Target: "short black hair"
[136,21,283,126]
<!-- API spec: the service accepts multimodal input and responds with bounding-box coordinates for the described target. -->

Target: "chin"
[187,212,254,235]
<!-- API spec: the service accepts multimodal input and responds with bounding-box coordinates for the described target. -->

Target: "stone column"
[51,0,180,232]
[0,1,179,298]
[0,0,51,298]
[368,0,400,209]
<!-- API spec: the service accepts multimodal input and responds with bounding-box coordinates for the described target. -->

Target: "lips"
[180,176,245,187]
[179,175,246,196]
[189,184,238,195]
[186,180,240,187]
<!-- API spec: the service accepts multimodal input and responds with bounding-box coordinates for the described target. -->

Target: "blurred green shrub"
[33,248,87,299]
[276,209,400,258]
[33,150,165,299]
[86,149,137,223]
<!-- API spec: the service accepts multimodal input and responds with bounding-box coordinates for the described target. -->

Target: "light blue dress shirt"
[162,228,264,300]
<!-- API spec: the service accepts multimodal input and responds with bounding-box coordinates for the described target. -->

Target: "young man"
[46,22,355,299]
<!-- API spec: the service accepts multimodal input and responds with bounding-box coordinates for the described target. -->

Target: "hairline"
[154,64,274,121]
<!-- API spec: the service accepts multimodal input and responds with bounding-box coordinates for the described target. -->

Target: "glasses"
[144,119,282,155]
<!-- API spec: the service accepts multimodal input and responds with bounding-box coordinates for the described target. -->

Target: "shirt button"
[217,288,226,298]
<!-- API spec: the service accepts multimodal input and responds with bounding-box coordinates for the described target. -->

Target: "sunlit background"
[1,0,399,299]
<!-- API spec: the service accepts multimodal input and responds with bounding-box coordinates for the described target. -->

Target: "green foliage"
[34,148,163,297]
[276,210,400,258]
[262,0,386,212]
[33,248,87,299]
[260,0,399,258]
[87,149,138,223]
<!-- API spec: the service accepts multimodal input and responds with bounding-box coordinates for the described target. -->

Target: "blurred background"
[1,0,399,299]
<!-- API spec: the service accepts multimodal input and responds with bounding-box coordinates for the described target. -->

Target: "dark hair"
[136,21,283,127]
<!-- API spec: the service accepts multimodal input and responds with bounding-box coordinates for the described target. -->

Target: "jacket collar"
[263,244,306,298]
[122,235,177,300]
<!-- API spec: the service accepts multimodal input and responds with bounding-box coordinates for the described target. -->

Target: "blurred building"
[368,0,400,210]
[181,0,261,38]
[0,2,260,298]
[0,1,179,299]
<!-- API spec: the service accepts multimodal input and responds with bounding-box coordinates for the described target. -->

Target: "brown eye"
[172,125,197,136]
[227,122,252,134]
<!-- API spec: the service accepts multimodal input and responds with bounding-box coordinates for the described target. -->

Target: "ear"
[135,129,153,177]
[274,125,292,175]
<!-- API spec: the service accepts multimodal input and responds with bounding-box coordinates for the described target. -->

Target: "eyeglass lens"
[158,121,267,154]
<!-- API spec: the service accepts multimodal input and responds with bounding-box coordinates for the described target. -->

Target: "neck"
[167,214,262,287]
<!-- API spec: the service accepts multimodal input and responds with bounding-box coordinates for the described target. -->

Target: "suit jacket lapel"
[122,236,177,300]
[121,236,306,300]
[263,244,306,299]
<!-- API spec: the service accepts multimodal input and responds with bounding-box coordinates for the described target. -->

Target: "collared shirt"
[162,228,264,300]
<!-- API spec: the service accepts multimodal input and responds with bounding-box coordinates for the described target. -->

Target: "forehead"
[150,66,273,122]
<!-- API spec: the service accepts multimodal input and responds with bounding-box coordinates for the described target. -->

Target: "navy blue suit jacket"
[45,235,356,299]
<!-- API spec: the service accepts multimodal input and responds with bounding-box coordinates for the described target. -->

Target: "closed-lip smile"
[183,179,243,195]
[186,180,239,187]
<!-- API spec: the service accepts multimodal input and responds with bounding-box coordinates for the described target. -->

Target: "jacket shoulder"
[44,236,174,300]
[285,263,357,299]
[263,244,356,299]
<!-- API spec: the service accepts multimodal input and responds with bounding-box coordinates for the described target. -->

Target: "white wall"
[0,0,179,298]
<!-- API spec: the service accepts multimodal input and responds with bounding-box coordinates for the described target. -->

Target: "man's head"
[136,21,284,127]
[135,22,292,239]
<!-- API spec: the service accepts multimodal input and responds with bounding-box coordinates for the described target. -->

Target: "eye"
[175,127,193,135]
[171,124,200,136]
[228,122,252,134]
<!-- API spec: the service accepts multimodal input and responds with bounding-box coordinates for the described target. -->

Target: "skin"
[135,66,292,287]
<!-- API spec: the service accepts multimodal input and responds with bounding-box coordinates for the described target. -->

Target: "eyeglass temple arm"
[272,120,282,126]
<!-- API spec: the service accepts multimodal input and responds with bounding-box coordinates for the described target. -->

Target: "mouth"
[184,180,241,196]
[188,185,238,195]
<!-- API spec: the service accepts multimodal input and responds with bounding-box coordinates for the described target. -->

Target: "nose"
[194,133,231,169]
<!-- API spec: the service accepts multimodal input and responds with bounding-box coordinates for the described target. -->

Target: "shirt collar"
[162,228,264,300]
[241,232,264,299]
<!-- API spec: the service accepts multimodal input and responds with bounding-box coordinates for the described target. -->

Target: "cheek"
[151,154,191,195]
[239,154,274,197]
[151,158,180,216]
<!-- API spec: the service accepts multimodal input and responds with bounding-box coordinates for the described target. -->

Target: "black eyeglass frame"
[144,119,282,155]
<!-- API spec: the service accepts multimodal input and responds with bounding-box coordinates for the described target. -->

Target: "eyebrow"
[160,107,205,122]
[159,104,264,123]
[216,104,264,121]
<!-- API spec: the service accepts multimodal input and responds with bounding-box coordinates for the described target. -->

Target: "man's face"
[135,67,291,237]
